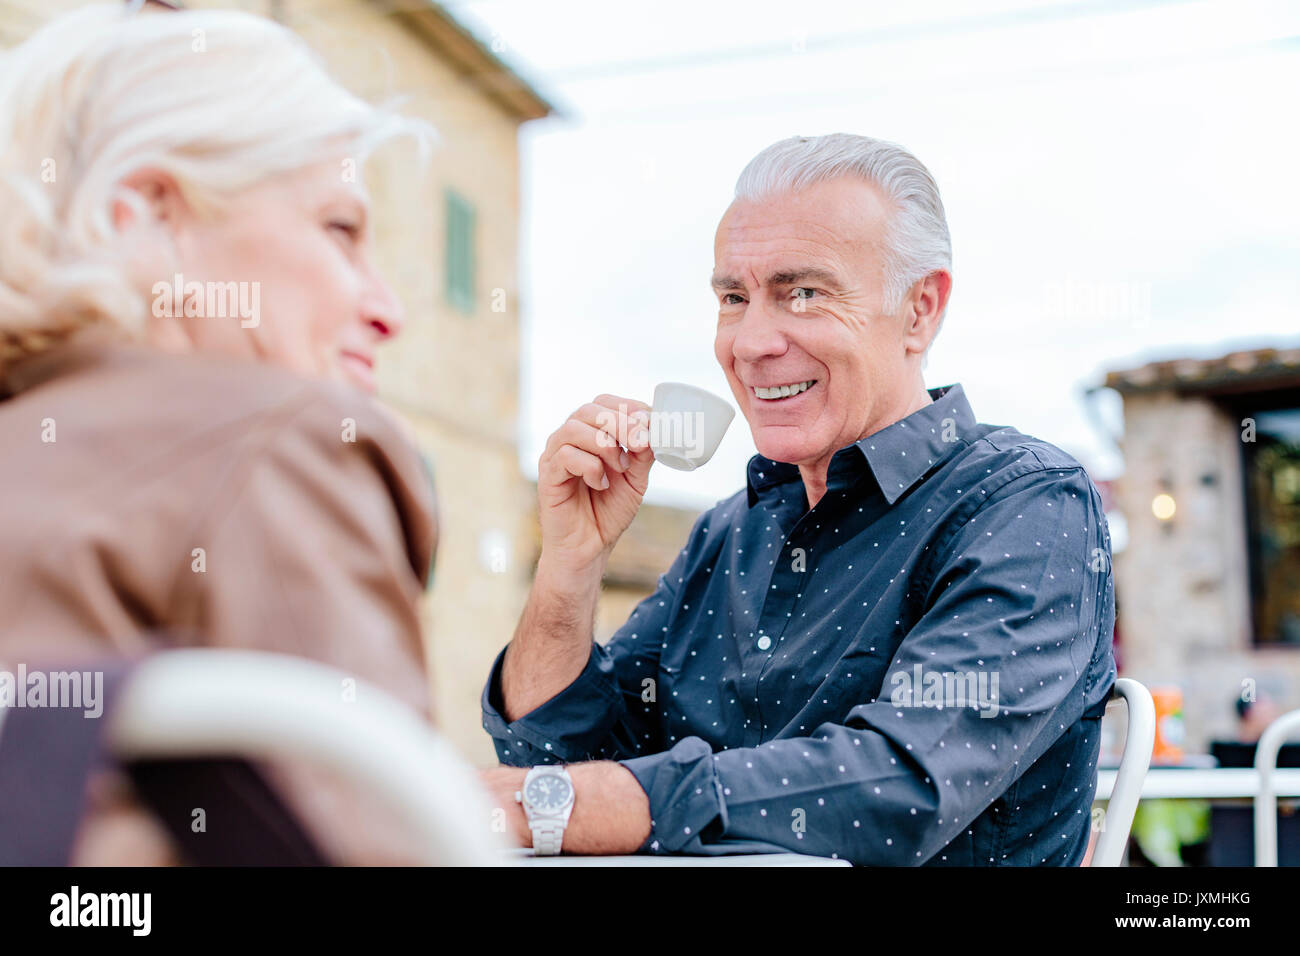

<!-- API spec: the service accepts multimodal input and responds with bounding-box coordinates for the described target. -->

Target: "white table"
[502,847,850,866]
[497,771,1300,864]
[1095,767,1300,800]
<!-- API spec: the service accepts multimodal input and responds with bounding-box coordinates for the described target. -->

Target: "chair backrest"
[106,649,514,866]
[1090,677,1155,867]
[1254,708,1300,867]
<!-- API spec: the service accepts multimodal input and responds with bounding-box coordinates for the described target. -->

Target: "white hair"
[0,3,431,374]
[734,133,952,331]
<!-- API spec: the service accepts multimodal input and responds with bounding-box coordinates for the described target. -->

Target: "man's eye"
[329,221,360,241]
[791,287,817,300]
[721,293,745,306]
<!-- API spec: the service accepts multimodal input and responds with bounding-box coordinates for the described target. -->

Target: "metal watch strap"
[530,818,565,856]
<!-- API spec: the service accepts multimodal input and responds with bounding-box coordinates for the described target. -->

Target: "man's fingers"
[548,417,627,477]
[568,400,652,456]
[566,404,630,456]
[627,409,652,456]
[541,443,608,492]
[592,393,651,417]
[622,439,655,494]
[626,412,653,457]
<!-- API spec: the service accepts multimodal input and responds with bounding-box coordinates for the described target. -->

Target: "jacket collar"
[0,325,134,399]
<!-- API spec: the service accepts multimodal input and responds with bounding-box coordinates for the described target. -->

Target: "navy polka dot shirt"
[482,383,1116,865]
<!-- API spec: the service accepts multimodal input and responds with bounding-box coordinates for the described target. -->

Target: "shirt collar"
[746,383,977,508]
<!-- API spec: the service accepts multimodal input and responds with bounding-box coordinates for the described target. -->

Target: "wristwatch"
[515,764,575,856]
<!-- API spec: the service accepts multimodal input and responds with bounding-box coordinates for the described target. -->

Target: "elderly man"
[479,133,1116,865]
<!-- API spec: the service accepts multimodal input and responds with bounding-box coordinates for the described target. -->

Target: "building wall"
[1114,391,1300,748]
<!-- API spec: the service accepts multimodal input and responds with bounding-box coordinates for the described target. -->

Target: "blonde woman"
[0,4,439,863]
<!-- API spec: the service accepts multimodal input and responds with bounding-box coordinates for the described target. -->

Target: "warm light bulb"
[1152,493,1176,521]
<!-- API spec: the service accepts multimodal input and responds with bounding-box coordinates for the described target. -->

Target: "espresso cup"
[650,382,735,471]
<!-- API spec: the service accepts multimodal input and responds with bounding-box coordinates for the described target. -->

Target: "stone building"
[1102,345,1300,751]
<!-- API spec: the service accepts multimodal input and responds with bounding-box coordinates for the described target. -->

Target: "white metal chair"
[106,649,514,866]
[1090,677,1155,867]
[1254,707,1300,867]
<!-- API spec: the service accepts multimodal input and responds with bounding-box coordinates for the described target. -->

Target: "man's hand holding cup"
[537,394,655,577]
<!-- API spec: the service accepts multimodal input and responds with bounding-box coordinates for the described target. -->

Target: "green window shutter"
[445,189,476,314]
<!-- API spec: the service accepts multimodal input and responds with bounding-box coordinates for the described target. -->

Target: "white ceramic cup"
[650,382,735,471]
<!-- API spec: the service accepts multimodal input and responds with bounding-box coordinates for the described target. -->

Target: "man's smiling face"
[712,176,917,470]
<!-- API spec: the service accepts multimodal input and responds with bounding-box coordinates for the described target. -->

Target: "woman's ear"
[112,167,188,233]
[113,167,194,299]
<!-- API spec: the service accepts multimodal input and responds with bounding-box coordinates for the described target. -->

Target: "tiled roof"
[391,2,557,122]
[1104,344,1300,396]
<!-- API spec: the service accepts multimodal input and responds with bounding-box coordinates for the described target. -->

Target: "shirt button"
[757,636,772,650]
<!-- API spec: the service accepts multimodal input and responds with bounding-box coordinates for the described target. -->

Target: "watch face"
[524,773,572,812]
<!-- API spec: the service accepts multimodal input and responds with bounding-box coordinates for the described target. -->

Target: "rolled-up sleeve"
[481,547,695,767]
[481,640,631,765]
[619,466,1114,864]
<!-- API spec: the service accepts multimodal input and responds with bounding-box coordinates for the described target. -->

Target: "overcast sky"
[442,0,1300,509]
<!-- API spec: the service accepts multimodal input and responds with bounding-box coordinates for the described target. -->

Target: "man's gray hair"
[734,133,952,320]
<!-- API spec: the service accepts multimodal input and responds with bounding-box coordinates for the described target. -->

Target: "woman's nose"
[365,280,405,341]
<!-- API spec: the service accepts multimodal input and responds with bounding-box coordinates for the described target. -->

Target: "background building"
[1102,344,1300,751]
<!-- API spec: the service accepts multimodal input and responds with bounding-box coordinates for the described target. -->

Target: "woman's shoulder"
[153,349,437,581]
[2,335,437,583]
[28,335,420,460]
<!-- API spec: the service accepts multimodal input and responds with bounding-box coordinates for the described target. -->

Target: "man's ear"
[903,269,952,357]
[111,167,189,233]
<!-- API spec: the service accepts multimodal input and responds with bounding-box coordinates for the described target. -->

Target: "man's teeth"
[754,380,815,400]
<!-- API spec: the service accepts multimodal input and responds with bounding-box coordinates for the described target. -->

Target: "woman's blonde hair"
[0,3,430,373]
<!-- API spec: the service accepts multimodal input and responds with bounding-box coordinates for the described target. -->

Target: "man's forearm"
[499,555,605,722]
[478,762,652,855]
[564,762,652,854]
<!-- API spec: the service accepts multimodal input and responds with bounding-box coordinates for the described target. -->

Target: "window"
[445,189,476,314]
[1242,402,1300,646]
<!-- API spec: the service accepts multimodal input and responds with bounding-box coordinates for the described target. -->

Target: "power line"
[445,0,1209,81]
[558,32,1299,126]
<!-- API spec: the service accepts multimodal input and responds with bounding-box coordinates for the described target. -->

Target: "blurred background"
[6,0,1297,861]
